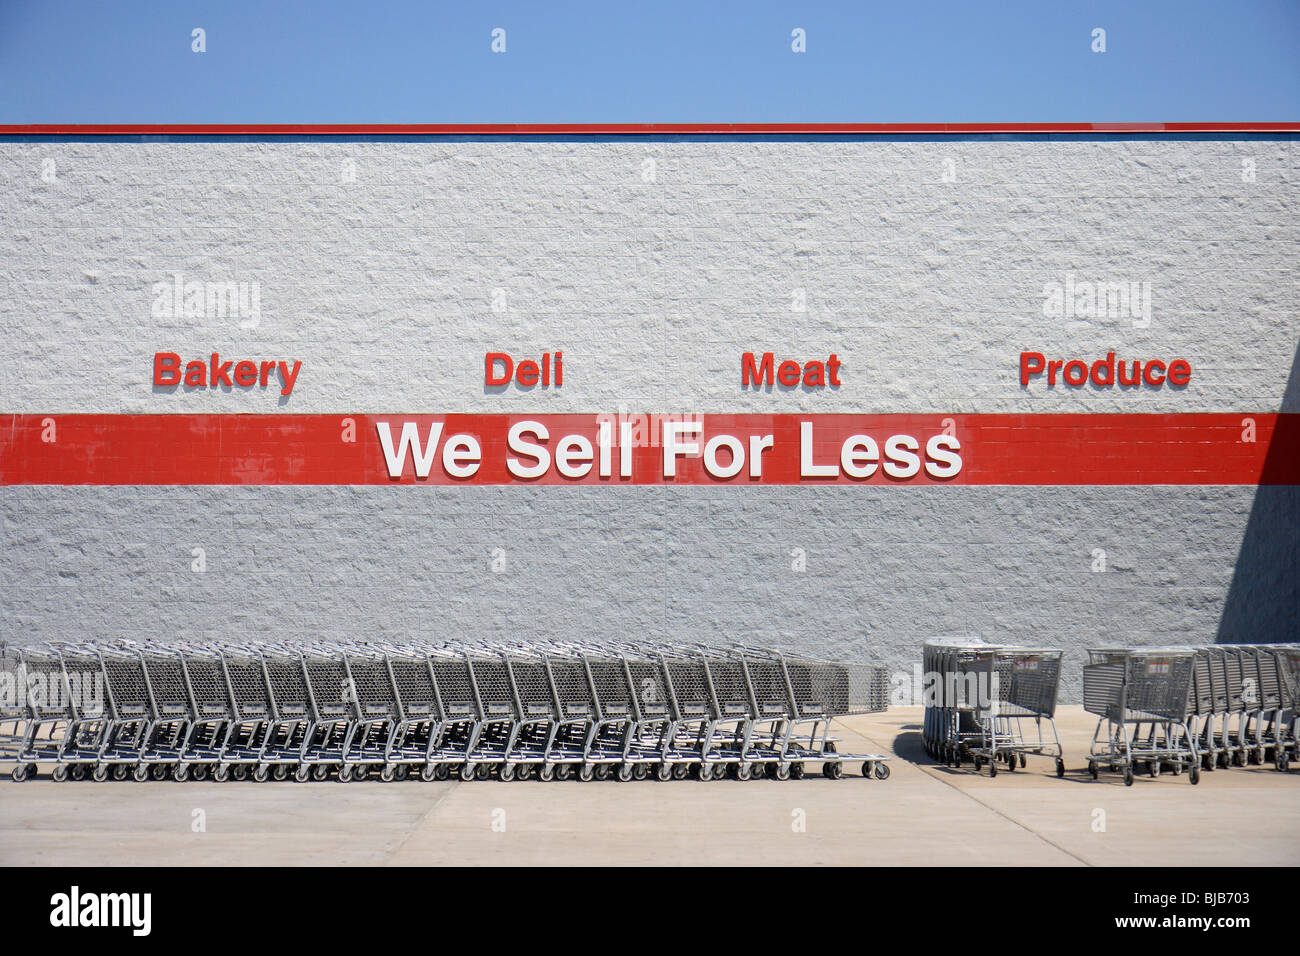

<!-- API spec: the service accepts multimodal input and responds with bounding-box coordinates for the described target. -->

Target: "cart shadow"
[894,730,1146,784]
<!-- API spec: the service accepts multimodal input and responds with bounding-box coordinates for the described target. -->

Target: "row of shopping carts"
[921,638,1066,778]
[0,637,891,783]
[1083,644,1300,786]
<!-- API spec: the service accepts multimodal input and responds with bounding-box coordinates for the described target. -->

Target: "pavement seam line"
[383,781,462,864]
[850,725,1094,867]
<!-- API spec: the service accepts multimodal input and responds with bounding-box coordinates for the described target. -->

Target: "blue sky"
[0,0,1296,123]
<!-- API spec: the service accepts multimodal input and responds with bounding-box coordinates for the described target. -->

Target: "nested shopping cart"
[6,635,894,784]
[1083,647,1200,786]
[1272,645,1300,772]
[174,644,237,780]
[922,639,1064,777]
[961,648,1065,777]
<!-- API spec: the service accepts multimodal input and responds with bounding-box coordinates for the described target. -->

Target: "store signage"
[5,413,1293,486]
[153,352,302,395]
[741,352,844,387]
[1019,351,1191,388]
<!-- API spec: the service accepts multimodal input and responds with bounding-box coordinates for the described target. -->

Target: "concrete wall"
[1,135,1296,696]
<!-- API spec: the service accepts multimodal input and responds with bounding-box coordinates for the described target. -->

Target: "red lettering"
[827,353,843,386]
[210,352,233,388]
[233,361,257,387]
[1091,352,1116,386]
[803,361,826,387]
[1047,360,1064,386]
[1063,360,1088,386]
[1118,360,1141,386]
[485,352,512,386]
[1143,360,1166,386]
[777,360,801,387]
[260,360,276,387]
[742,352,774,386]
[153,352,181,387]
[1019,351,1045,385]
[517,360,540,387]
[1167,358,1192,386]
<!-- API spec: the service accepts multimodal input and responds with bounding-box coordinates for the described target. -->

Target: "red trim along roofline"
[1,122,1297,136]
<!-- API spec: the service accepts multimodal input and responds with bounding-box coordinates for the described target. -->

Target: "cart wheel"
[873,762,890,781]
[580,764,596,782]
[989,759,997,778]
[1276,752,1289,772]
[1055,758,1065,778]
[1123,766,1134,787]
[594,763,612,781]
[420,763,437,781]
[71,764,87,782]
[293,765,310,782]
[132,764,148,782]
[230,765,246,782]
[1005,754,1015,772]
[671,763,689,780]
[434,763,450,780]
[692,762,709,781]
[10,764,29,782]
[775,763,791,781]
[537,764,553,782]
[1088,760,1098,780]
[174,764,190,783]
[52,765,69,783]
[555,763,573,781]
[735,762,752,781]
[1188,763,1200,785]
[1019,753,1028,769]
[457,762,474,782]
[822,761,843,780]
[1149,761,1159,778]
[973,757,983,772]
[616,762,634,782]
[338,765,354,783]
[475,763,493,781]
[394,765,409,781]
[499,763,516,782]
[789,762,805,780]
[633,764,649,781]
[824,741,837,754]
[380,765,396,783]
[92,764,108,783]
[312,765,330,781]
[654,763,671,781]
[192,764,209,781]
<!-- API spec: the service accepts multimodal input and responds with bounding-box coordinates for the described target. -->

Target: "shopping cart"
[1083,647,1200,786]
[1273,645,1300,772]
[6,636,893,785]
[962,648,1066,778]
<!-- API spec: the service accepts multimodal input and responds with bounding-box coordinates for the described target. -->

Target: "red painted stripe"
[1,414,1295,486]
[0,123,1296,136]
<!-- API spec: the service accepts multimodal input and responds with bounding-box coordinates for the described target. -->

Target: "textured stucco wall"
[0,136,1296,697]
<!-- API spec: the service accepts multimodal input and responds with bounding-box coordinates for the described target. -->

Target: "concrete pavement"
[2,706,1297,866]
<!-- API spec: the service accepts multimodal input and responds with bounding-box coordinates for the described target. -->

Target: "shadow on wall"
[1217,339,1300,644]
